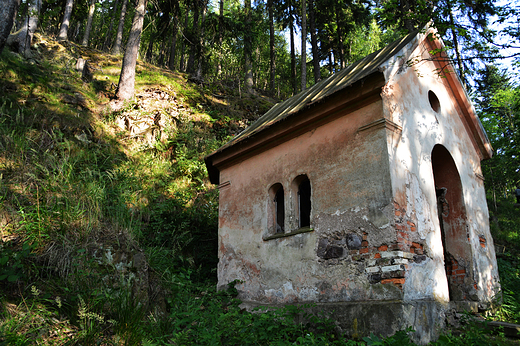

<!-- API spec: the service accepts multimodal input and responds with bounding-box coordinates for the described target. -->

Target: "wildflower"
[31,285,40,297]
[55,296,62,309]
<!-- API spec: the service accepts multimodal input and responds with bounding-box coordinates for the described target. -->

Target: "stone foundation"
[241,299,478,345]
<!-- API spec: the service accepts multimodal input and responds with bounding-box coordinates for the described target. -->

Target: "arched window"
[292,175,311,229]
[268,183,285,234]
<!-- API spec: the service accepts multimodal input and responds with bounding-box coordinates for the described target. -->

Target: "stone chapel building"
[204,26,500,343]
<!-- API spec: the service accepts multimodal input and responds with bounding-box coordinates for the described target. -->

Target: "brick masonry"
[361,201,426,289]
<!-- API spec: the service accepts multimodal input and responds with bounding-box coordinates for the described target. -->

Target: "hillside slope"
[0,34,276,344]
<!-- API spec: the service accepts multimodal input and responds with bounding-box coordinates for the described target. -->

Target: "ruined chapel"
[204,26,500,343]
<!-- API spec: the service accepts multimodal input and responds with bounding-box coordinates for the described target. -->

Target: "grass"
[1,34,520,345]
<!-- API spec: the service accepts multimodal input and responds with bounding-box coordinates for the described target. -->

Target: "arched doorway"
[431,145,473,301]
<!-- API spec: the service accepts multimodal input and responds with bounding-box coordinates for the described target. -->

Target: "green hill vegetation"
[1,34,520,345]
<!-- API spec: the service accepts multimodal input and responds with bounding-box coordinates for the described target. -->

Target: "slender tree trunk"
[57,0,74,41]
[0,0,20,55]
[447,1,465,86]
[335,3,345,69]
[72,21,80,41]
[244,0,253,93]
[309,0,320,84]
[268,0,275,94]
[217,0,223,76]
[290,15,296,95]
[328,48,333,75]
[145,34,154,62]
[102,0,119,51]
[112,0,128,54]
[187,3,199,74]
[168,17,178,70]
[196,0,208,79]
[300,0,307,91]
[115,0,148,101]
[179,10,189,72]
[81,0,96,46]
[158,35,166,66]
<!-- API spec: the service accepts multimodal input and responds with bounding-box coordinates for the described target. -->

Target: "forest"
[0,0,520,344]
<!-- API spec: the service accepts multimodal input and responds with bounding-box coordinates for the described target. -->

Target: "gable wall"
[217,96,401,304]
[381,39,500,304]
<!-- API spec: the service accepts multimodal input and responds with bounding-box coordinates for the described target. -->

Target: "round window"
[428,90,441,113]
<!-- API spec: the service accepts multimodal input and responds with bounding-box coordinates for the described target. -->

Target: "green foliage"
[430,314,514,346]
[141,275,348,346]
[0,241,35,283]
[363,328,415,345]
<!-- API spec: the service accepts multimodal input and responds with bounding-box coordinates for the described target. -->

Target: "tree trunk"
[187,3,199,74]
[115,0,147,101]
[217,0,223,76]
[81,0,96,46]
[72,21,81,41]
[309,0,320,84]
[300,0,307,91]
[7,0,39,57]
[196,0,208,79]
[168,17,178,70]
[334,3,345,69]
[145,34,154,62]
[447,1,465,86]
[112,0,128,55]
[158,35,166,66]
[179,10,189,72]
[328,48,333,75]
[57,0,74,41]
[0,0,20,55]
[268,0,275,94]
[290,14,296,95]
[244,0,253,93]
[102,0,119,51]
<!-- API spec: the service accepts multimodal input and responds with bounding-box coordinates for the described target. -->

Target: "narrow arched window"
[268,183,285,234]
[298,178,311,228]
[274,187,285,233]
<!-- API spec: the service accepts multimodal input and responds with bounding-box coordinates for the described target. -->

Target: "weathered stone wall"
[217,98,399,304]
[380,37,500,305]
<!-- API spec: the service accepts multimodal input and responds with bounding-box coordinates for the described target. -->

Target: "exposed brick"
[395,210,401,216]
[396,224,404,230]
[407,221,416,227]
[378,245,388,251]
[455,269,466,275]
[360,248,369,254]
[381,278,405,285]
[361,241,368,247]
[410,227,417,232]
[374,253,381,259]
[411,242,423,249]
